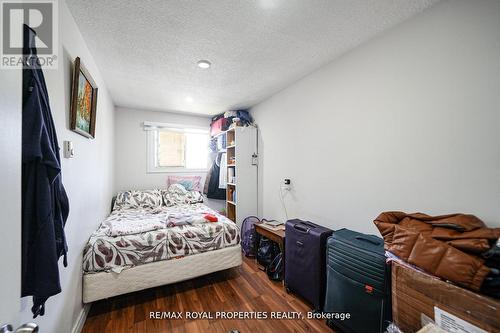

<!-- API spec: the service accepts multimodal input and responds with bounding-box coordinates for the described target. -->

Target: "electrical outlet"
[251,153,258,165]
[282,178,291,191]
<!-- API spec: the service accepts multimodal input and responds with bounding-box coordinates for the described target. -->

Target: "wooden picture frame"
[70,57,98,139]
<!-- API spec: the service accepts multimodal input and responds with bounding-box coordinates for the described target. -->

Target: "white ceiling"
[66,0,439,115]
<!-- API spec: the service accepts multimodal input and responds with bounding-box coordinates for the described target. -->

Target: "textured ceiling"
[66,0,439,115]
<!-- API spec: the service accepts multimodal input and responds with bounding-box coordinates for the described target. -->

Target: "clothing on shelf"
[224,110,238,118]
[216,134,226,151]
[210,117,228,136]
[236,110,253,125]
[209,109,254,135]
[219,152,227,189]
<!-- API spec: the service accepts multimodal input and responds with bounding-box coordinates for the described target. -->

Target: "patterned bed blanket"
[83,204,240,274]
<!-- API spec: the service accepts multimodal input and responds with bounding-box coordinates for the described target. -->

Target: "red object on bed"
[204,214,218,222]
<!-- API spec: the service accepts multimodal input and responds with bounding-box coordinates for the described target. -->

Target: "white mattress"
[83,244,242,303]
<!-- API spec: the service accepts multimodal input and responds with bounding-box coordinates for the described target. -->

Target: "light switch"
[64,141,74,158]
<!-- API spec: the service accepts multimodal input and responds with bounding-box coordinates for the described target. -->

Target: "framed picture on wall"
[70,57,98,138]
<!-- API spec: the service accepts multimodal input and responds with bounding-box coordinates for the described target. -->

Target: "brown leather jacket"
[374,212,500,291]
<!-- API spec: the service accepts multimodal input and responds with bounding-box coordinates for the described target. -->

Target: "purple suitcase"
[284,219,333,311]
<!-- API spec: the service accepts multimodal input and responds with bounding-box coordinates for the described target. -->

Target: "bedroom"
[1,0,500,332]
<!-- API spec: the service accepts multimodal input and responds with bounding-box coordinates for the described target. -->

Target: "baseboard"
[71,303,91,333]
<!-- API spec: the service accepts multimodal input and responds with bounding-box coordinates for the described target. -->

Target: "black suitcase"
[284,219,333,311]
[324,228,391,333]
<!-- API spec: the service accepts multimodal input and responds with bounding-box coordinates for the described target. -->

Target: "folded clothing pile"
[374,211,500,298]
[209,110,253,136]
[166,213,218,227]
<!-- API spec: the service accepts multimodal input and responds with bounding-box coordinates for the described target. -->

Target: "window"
[157,131,185,167]
[145,122,209,173]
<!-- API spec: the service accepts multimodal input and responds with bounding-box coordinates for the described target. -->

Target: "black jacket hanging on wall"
[21,25,69,318]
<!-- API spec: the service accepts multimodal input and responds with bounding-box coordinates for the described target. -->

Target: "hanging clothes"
[208,137,217,153]
[219,152,227,189]
[22,25,69,318]
[206,154,226,199]
[203,162,212,195]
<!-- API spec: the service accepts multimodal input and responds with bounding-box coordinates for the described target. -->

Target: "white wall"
[3,1,116,332]
[251,0,500,234]
[0,59,22,328]
[114,107,211,192]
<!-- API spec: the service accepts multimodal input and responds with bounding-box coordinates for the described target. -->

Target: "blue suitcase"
[324,228,391,333]
[284,219,333,311]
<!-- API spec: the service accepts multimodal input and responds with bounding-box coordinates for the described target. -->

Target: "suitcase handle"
[299,221,317,228]
[293,224,310,233]
[355,235,382,246]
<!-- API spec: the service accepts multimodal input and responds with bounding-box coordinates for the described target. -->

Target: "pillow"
[113,189,162,211]
[167,175,202,191]
[162,184,204,207]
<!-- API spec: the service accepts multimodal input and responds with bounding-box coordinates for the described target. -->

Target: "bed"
[82,187,242,303]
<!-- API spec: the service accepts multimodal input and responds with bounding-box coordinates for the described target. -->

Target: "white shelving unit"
[224,126,258,227]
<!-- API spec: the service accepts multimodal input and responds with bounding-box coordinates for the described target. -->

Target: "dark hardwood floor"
[82,256,333,333]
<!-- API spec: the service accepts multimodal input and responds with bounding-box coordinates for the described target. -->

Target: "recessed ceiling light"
[197,60,211,69]
[185,96,194,103]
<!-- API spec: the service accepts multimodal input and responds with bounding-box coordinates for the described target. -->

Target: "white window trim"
[145,121,209,174]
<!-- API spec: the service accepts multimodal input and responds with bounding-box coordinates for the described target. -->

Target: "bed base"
[83,245,242,303]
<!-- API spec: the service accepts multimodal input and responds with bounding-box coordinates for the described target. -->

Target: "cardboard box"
[391,261,500,333]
